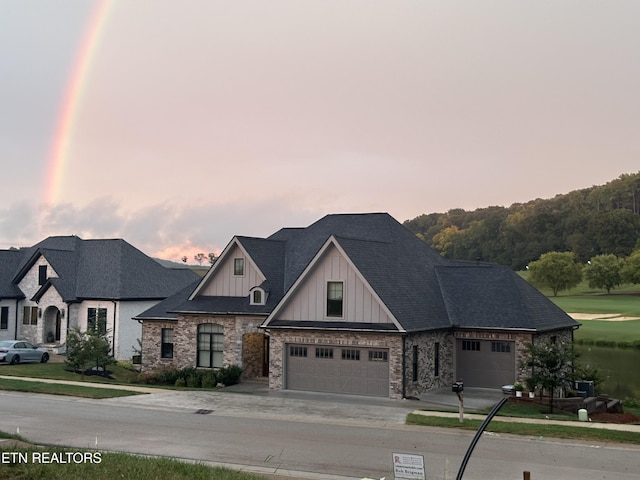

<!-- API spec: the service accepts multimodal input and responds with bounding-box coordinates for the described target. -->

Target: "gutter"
[402,335,407,399]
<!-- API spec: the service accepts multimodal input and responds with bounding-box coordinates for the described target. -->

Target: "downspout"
[13,299,19,339]
[402,335,407,399]
[111,300,117,358]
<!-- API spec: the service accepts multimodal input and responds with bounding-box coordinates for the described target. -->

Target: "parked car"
[0,340,49,364]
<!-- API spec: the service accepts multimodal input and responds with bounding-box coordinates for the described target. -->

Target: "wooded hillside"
[403,172,640,270]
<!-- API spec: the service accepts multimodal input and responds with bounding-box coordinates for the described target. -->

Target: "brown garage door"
[286,344,389,397]
[456,339,515,388]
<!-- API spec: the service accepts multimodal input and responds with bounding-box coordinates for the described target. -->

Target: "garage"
[285,344,389,396]
[456,339,515,388]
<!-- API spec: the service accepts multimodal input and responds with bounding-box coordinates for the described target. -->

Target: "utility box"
[452,381,464,393]
[575,380,594,397]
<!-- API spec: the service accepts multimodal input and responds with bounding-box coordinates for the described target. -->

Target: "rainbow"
[43,0,113,206]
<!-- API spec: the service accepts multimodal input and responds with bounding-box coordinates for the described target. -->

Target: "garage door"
[456,339,515,388]
[286,344,389,397]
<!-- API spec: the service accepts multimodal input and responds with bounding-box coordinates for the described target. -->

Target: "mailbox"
[452,381,464,393]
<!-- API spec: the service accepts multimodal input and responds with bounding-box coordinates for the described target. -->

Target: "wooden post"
[523,471,531,480]
[457,391,464,423]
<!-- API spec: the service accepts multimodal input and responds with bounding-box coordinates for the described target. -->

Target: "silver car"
[0,340,50,364]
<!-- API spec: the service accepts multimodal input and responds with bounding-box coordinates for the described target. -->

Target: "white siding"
[200,244,265,297]
[0,300,18,341]
[278,244,393,323]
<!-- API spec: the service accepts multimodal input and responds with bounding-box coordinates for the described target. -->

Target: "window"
[369,350,388,362]
[341,349,360,360]
[38,265,47,286]
[462,340,480,351]
[252,290,262,304]
[87,308,107,334]
[412,345,419,381]
[161,328,174,358]
[491,341,511,353]
[326,281,343,317]
[315,347,333,359]
[234,258,244,276]
[0,307,8,330]
[23,306,38,325]
[289,346,307,357]
[434,342,440,377]
[197,323,224,368]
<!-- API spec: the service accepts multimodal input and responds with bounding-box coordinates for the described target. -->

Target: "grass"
[0,361,141,384]
[550,295,640,318]
[0,446,270,480]
[574,319,640,346]
[406,413,640,445]
[0,378,141,399]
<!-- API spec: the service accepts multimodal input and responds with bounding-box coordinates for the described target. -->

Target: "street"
[1,390,638,479]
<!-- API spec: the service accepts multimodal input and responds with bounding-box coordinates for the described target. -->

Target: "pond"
[575,344,640,400]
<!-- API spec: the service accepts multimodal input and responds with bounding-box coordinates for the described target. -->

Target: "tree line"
[404,172,640,270]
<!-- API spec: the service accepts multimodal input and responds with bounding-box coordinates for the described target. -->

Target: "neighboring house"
[136,213,579,399]
[0,236,199,360]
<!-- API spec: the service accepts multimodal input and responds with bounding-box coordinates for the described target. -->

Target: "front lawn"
[0,378,141,399]
[0,361,140,384]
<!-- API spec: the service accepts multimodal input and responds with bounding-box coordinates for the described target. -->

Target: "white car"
[0,340,50,364]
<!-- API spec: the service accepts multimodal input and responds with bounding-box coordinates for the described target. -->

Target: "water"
[576,344,640,400]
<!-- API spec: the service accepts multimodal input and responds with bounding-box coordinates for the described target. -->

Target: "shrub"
[201,371,218,388]
[186,374,201,388]
[217,365,243,386]
[174,378,186,387]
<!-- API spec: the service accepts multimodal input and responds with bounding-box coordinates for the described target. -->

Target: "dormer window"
[234,258,244,276]
[250,287,266,305]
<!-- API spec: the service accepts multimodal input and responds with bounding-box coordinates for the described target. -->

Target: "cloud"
[1,198,322,262]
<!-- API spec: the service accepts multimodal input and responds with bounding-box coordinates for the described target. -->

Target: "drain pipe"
[13,299,19,339]
[111,300,117,357]
[401,335,407,399]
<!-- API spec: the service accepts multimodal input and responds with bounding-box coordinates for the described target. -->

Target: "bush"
[218,365,243,386]
[174,378,186,387]
[186,374,201,388]
[201,371,218,388]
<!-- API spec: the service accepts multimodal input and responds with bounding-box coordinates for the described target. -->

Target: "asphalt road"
[1,390,639,479]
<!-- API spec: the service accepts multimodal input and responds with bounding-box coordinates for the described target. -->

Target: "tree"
[194,253,206,265]
[208,252,217,265]
[584,254,623,293]
[622,249,640,285]
[522,341,577,414]
[527,252,583,296]
[65,327,116,375]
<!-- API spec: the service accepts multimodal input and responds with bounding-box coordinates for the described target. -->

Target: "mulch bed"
[589,412,640,424]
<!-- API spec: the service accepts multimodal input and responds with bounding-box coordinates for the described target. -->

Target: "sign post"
[452,380,464,423]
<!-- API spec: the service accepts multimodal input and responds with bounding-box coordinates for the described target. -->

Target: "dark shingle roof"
[6,236,199,303]
[435,263,577,332]
[0,250,25,298]
[155,213,578,334]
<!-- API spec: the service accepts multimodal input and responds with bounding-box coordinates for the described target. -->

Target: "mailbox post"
[452,381,464,423]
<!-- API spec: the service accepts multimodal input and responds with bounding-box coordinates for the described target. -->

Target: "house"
[136,213,579,398]
[0,236,199,360]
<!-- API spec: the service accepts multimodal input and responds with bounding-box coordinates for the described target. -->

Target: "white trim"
[249,286,267,305]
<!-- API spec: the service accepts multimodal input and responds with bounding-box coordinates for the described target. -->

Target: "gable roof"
[0,249,25,298]
[4,236,199,303]
[149,213,578,334]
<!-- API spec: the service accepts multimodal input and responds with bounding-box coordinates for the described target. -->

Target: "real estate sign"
[392,452,425,480]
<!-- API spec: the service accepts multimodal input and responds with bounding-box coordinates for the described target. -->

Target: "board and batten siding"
[200,244,265,297]
[278,244,392,323]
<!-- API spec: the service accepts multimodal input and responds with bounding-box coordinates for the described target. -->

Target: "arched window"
[197,323,224,368]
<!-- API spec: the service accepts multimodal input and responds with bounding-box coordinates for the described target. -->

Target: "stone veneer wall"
[141,315,265,373]
[404,331,454,398]
[267,330,404,399]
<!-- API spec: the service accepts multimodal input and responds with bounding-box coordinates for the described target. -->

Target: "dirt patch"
[590,412,640,424]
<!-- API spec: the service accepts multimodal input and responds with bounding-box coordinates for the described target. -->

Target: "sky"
[1,1,639,262]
